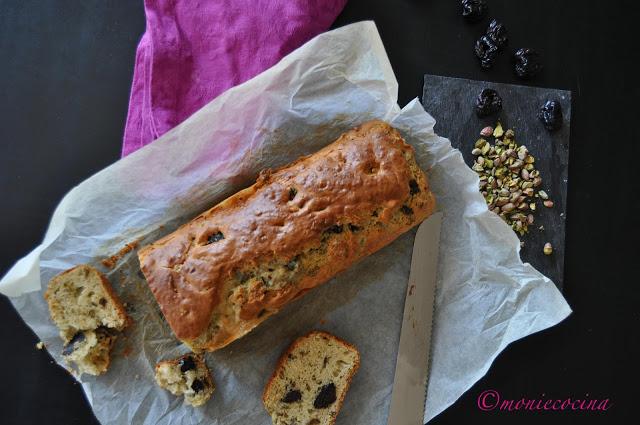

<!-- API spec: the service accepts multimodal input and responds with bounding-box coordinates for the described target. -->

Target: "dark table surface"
[1,1,637,424]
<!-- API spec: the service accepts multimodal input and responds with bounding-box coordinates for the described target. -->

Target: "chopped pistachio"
[517,149,528,160]
[480,126,494,137]
[501,203,515,213]
[496,197,509,207]
[493,122,504,138]
[470,122,550,243]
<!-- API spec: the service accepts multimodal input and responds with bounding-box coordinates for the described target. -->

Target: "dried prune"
[486,19,508,49]
[288,187,297,201]
[179,356,196,373]
[514,48,543,79]
[282,389,302,403]
[409,179,420,195]
[325,224,343,234]
[191,378,206,393]
[313,383,337,409]
[206,231,224,244]
[62,331,85,356]
[62,344,74,356]
[474,35,499,69]
[286,258,298,271]
[475,88,502,117]
[461,0,487,23]
[538,100,563,131]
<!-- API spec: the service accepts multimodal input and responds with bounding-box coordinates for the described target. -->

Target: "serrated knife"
[386,212,442,425]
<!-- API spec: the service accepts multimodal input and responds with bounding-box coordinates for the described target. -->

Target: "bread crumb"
[36,341,45,350]
[155,354,214,406]
[101,241,139,269]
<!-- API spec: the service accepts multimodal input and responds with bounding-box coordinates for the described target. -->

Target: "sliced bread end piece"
[61,327,117,375]
[45,264,128,375]
[263,331,360,425]
[155,354,215,407]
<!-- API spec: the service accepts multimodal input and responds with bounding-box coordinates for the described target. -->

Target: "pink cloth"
[122,0,348,156]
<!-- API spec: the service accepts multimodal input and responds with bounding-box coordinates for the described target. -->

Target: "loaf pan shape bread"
[138,120,436,351]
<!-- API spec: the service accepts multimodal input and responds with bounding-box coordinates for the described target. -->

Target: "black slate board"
[422,74,570,289]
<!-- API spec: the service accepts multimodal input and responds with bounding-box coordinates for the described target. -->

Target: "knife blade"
[386,212,442,425]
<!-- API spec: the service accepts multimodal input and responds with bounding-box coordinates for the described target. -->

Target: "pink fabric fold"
[122,0,348,157]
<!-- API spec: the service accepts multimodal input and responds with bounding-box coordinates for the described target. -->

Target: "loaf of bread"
[45,264,129,375]
[138,120,436,352]
[262,331,360,425]
[155,353,215,406]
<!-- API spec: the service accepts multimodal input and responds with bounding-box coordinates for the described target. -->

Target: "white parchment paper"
[0,22,571,424]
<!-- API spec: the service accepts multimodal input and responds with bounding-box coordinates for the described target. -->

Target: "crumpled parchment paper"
[0,21,571,424]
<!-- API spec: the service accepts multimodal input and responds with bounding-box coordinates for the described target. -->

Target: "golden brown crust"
[138,120,435,348]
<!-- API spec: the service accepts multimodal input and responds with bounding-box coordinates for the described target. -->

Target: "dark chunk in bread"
[45,265,128,375]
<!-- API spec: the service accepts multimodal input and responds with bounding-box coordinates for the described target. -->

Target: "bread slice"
[44,264,128,375]
[263,331,360,425]
[155,354,215,407]
[61,328,117,376]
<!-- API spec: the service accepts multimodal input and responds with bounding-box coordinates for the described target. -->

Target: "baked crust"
[138,120,436,350]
